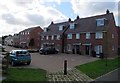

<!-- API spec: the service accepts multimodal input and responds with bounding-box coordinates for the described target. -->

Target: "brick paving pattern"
[47,68,93,82]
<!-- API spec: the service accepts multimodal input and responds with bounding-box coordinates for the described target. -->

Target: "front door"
[75,45,80,54]
[85,45,90,55]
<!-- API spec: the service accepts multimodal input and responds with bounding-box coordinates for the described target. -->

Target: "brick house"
[40,20,71,52]
[65,10,118,58]
[19,26,43,49]
[12,34,20,47]
[117,26,120,55]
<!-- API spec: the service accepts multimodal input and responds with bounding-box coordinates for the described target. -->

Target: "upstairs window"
[112,34,114,38]
[76,33,80,39]
[46,36,48,40]
[57,35,60,40]
[96,18,106,26]
[44,28,48,32]
[51,35,54,40]
[96,32,103,39]
[86,33,90,39]
[70,23,75,29]
[59,25,64,31]
[67,34,72,39]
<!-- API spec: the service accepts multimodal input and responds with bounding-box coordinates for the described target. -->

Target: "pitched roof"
[19,26,41,33]
[65,13,115,34]
[41,21,70,36]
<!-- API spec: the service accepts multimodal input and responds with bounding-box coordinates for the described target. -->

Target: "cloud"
[70,0,119,25]
[0,0,68,37]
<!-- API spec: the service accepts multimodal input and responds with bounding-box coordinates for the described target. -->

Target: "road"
[4,46,98,72]
[95,68,120,81]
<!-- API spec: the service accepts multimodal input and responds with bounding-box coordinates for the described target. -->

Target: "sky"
[0,0,120,37]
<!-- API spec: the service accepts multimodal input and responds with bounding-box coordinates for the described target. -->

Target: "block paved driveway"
[26,53,98,73]
[5,46,98,73]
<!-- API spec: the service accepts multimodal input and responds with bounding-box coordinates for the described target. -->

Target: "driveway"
[5,46,98,72]
[15,53,98,72]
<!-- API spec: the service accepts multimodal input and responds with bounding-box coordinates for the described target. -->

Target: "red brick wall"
[30,27,43,49]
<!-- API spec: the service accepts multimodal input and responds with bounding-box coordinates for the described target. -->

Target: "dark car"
[39,47,58,55]
[9,50,31,66]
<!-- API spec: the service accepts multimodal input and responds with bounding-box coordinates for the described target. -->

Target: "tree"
[29,38,35,49]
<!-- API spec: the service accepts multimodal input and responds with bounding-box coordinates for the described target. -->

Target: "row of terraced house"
[4,10,120,58]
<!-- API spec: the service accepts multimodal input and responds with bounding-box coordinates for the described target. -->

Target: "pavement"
[95,68,120,82]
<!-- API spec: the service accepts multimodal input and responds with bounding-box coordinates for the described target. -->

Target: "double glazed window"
[70,23,75,29]
[67,34,72,39]
[96,18,106,26]
[95,45,102,54]
[86,33,90,39]
[96,32,103,39]
[59,25,63,31]
[76,33,80,39]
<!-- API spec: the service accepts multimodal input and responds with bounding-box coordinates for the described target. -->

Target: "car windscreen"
[16,51,29,55]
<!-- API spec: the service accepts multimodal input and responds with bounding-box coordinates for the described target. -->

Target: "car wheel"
[44,52,48,55]
[27,62,31,65]
[11,61,15,66]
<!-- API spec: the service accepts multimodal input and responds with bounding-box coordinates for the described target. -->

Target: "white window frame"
[57,35,60,40]
[51,35,54,40]
[59,25,63,31]
[86,33,90,39]
[95,45,102,54]
[96,18,105,26]
[67,34,72,39]
[70,23,75,29]
[76,33,80,39]
[46,36,48,40]
[95,32,103,39]
[67,44,72,51]
[112,34,114,38]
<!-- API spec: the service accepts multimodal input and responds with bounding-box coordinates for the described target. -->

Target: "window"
[57,35,60,40]
[59,25,63,30]
[95,45,102,54]
[96,18,105,26]
[76,33,80,39]
[112,46,114,51]
[28,32,29,35]
[86,33,90,39]
[46,36,48,40]
[70,23,75,29]
[96,32,103,39]
[44,28,48,32]
[67,44,72,51]
[41,36,44,40]
[67,34,72,39]
[51,35,54,40]
[112,34,114,38]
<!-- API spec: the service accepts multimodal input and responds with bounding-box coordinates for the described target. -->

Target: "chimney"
[76,16,80,20]
[51,21,54,25]
[68,18,71,22]
[106,9,110,14]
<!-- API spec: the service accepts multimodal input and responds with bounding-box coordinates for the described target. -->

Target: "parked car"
[9,50,31,66]
[39,47,58,55]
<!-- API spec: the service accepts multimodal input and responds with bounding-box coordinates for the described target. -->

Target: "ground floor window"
[67,44,72,51]
[95,45,102,54]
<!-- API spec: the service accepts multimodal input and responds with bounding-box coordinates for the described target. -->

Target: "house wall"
[30,27,43,49]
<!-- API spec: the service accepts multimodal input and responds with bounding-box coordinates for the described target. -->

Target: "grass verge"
[76,57,120,79]
[2,68,47,82]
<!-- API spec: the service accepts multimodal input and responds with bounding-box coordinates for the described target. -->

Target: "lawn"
[2,68,47,82]
[76,57,120,79]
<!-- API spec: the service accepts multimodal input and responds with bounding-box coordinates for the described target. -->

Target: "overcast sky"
[0,0,119,37]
